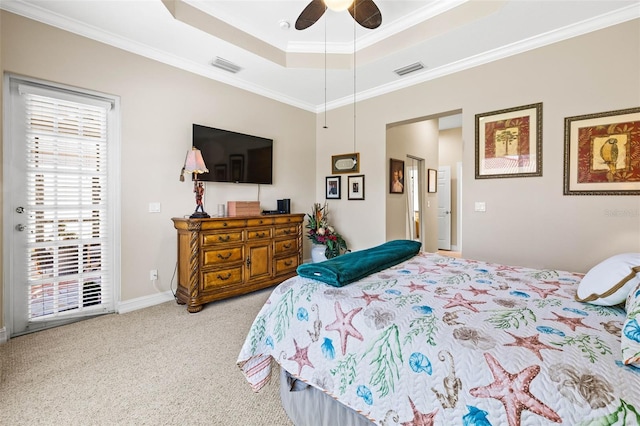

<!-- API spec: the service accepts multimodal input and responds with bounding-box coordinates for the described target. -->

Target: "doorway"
[4,75,120,337]
[406,156,424,244]
[385,112,462,253]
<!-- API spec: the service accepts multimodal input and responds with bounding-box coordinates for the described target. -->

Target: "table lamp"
[180,147,210,218]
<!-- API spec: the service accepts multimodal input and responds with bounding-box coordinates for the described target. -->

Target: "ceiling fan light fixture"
[324,0,354,12]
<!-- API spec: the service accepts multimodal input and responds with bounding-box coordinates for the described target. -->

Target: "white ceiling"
[2,0,639,112]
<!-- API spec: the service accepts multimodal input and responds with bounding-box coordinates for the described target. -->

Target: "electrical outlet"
[150,269,158,281]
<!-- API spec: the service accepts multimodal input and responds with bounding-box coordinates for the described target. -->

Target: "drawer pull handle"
[257,232,266,237]
[217,272,231,281]
[218,235,230,242]
[284,260,293,266]
[283,230,291,234]
[223,222,228,227]
[283,243,291,249]
[217,252,232,260]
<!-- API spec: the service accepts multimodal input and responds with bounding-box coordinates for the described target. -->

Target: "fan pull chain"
[353,0,357,153]
[324,16,328,129]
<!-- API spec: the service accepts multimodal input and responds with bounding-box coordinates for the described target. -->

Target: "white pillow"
[575,253,640,306]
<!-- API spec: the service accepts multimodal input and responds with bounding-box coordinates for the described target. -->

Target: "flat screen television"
[192,124,273,184]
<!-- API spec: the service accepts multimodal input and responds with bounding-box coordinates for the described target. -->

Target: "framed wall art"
[475,103,542,179]
[564,106,640,195]
[347,175,365,200]
[389,158,404,194]
[325,176,341,199]
[427,169,437,193]
[331,153,359,174]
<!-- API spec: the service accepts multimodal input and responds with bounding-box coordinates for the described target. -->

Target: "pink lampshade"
[184,147,209,174]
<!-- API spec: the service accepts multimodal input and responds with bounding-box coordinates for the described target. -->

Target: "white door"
[437,166,451,250]
[4,76,119,337]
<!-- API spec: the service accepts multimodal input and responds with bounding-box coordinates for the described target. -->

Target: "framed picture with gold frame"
[564,106,640,195]
[331,153,359,174]
[427,169,437,193]
[475,103,542,179]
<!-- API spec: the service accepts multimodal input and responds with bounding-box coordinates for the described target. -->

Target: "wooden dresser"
[171,214,304,312]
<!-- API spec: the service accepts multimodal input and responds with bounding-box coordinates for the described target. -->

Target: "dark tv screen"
[192,124,273,184]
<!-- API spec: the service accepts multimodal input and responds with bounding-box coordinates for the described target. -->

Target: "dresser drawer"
[274,238,298,255]
[247,228,272,240]
[274,225,298,237]
[202,246,243,267]
[202,231,244,246]
[201,266,243,291]
[247,218,274,227]
[275,216,299,225]
[275,254,299,275]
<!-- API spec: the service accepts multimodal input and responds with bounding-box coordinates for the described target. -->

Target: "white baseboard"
[117,291,175,314]
[0,327,6,344]
[451,245,460,251]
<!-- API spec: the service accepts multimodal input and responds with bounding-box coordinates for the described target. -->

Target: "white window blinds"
[20,85,113,320]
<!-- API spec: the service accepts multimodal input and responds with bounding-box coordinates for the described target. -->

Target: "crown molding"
[317,4,640,113]
[2,0,638,114]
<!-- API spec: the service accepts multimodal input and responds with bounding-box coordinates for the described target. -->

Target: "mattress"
[238,252,640,425]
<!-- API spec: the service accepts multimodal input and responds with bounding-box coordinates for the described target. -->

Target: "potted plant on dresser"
[305,202,348,262]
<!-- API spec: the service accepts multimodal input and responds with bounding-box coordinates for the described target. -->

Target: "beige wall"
[318,19,640,272]
[0,12,316,331]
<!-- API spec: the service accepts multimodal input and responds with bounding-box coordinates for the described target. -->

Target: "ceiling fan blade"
[348,0,382,29]
[295,0,327,30]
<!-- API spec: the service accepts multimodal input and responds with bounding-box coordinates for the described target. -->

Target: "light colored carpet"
[0,288,293,425]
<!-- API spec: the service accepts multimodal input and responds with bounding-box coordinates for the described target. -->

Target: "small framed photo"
[332,153,360,174]
[389,159,404,194]
[564,106,640,195]
[347,175,365,200]
[427,169,437,193]
[475,103,542,179]
[325,176,341,199]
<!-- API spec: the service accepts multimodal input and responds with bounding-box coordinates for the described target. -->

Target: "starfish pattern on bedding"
[435,292,486,313]
[543,312,597,332]
[287,339,314,375]
[405,281,430,293]
[400,397,438,426]
[464,285,495,297]
[470,353,561,426]
[503,332,562,361]
[325,302,363,355]
[518,283,566,299]
[357,291,385,306]
[493,264,522,273]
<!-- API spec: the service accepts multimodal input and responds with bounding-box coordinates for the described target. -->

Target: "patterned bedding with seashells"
[237,252,640,426]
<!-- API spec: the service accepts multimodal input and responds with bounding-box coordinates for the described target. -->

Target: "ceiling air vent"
[211,57,242,74]
[394,62,425,77]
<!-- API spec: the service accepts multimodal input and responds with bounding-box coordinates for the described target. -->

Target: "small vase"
[311,244,327,263]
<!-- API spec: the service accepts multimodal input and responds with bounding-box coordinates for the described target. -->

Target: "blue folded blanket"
[296,240,422,287]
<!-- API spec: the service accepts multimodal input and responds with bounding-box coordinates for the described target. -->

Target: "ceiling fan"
[295,0,382,30]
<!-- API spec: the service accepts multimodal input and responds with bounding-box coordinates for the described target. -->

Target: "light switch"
[474,202,486,212]
[149,202,161,213]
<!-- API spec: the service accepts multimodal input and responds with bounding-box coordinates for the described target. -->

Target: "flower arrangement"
[306,202,347,259]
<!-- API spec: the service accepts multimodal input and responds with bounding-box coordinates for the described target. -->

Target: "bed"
[237,243,640,426]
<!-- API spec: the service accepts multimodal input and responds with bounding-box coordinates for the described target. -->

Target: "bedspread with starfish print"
[237,252,640,425]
